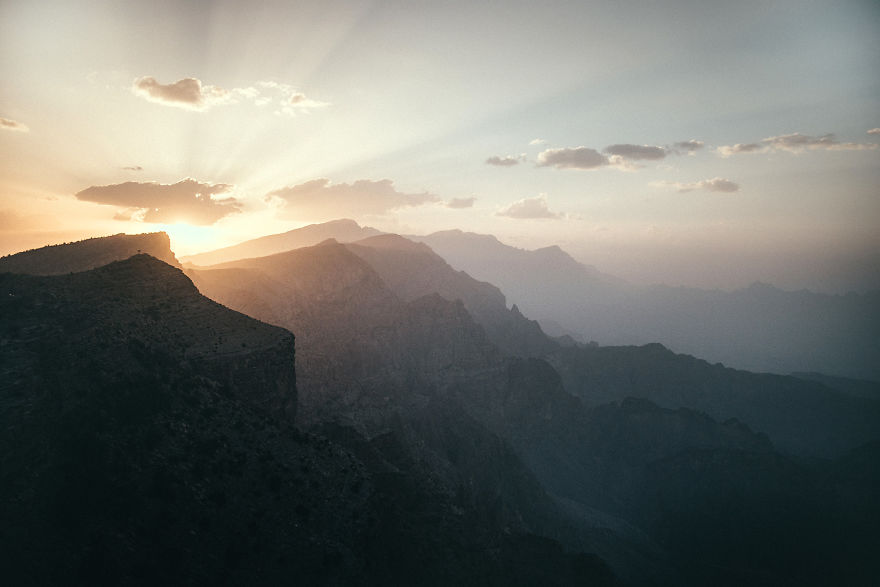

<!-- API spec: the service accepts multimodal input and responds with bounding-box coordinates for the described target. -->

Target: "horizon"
[2,0,878,293]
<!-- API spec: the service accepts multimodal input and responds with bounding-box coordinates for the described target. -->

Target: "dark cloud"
[485,155,521,166]
[132,77,232,111]
[604,144,667,160]
[673,140,704,152]
[75,179,240,225]
[537,147,609,170]
[267,178,440,220]
[497,195,560,219]
[655,177,740,193]
[445,197,476,209]
[718,132,878,156]
[0,117,29,132]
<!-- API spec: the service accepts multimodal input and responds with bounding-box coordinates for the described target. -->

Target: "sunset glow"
[1,0,878,291]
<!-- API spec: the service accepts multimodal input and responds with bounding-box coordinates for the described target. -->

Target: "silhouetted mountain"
[9,232,877,586]
[0,232,178,275]
[790,371,880,400]
[0,252,618,586]
[181,218,381,266]
[415,229,880,381]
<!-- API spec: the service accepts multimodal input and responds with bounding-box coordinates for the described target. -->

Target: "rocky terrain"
[3,232,879,585]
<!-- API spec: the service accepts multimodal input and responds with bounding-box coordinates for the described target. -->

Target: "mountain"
[345,234,557,357]
[414,229,880,381]
[547,342,880,459]
[0,232,178,275]
[8,232,878,585]
[181,218,382,266]
[185,236,880,585]
[0,250,619,586]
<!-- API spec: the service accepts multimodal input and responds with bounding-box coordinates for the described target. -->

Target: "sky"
[1,0,878,293]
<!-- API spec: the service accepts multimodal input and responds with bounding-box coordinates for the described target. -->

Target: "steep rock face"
[0,232,179,275]
[0,256,386,585]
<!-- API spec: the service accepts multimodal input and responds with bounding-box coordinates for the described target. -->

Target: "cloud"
[653,177,740,193]
[75,179,241,225]
[445,197,476,209]
[673,140,704,152]
[716,142,763,157]
[717,132,878,157]
[132,76,329,115]
[485,155,523,166]
[868,128,880,135]
[604,144,667,160]
[267,178,440,220]
[496,195,561,219]
[0,117,29,132]
[122,165,143,171]
[537,147,609,170]
[529,138,546,145]
[132,77,234,111]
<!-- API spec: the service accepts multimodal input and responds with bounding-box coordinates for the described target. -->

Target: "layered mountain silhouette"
[4,231,879,585]
[413,229,880,381]
[181,218,381,267]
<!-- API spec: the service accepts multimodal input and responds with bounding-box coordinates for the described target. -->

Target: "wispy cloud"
[0,117,29,132]
[132,76,330,115]
[122,165,143,171]
[717,132,878,157]
[75,179,241,224]
[268,178,439,220]
[445,197,476,209]
[529,138,546,145]
[653,177,740,193]
[485,154,524,166]
[866,128,880,135]
[497,195,561,219]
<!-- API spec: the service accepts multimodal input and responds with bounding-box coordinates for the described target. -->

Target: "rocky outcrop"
[0,232,179,275]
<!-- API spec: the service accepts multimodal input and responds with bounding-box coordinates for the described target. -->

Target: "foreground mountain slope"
[0,232,179,275]
[181,218,381,266]
[1,252,618,586]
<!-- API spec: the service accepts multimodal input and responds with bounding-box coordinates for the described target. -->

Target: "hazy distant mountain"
[345,234,557,357]
[181,218,382,266]
[0,232,178,275]
[547,342,880,459]
[415,229,880,381]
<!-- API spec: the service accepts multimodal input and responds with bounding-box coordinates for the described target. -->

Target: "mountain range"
[2,227,878,585]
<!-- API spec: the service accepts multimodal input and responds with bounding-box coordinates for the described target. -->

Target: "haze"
[1,0,878,293]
